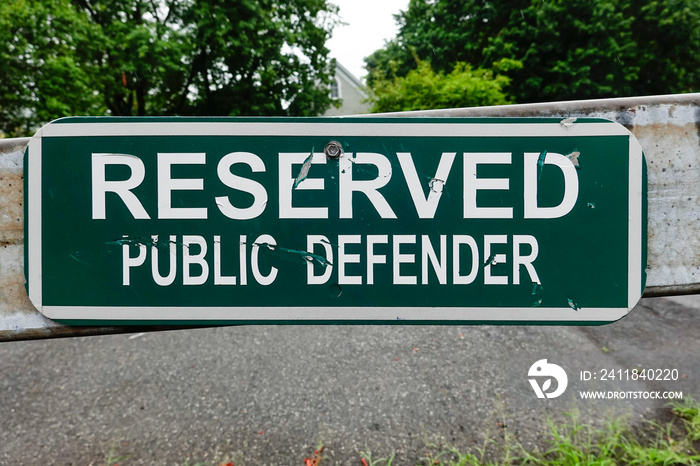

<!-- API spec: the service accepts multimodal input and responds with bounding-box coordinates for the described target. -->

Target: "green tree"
[0,0,106,136]
[0,0,339,136]
[368,58,520,112]
[365,0,700,104]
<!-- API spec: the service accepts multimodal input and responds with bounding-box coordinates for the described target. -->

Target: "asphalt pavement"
[1,296,698,465]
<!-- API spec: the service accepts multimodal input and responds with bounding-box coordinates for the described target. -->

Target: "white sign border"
[27,118,644,323]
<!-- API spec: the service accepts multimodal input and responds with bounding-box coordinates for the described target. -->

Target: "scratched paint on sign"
[23,117,645,324]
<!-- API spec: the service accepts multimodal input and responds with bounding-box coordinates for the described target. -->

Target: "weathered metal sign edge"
[25,117,646,324]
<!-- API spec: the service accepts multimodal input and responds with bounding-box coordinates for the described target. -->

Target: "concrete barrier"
[2,93,698,340]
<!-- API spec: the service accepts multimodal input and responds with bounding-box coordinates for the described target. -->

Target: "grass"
[360,449,396,466]
[103,446,129,466]
[672,398,700,442]
[363,397,700,465]
[102,398,700,465]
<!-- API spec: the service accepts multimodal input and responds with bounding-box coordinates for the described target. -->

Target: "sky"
[326,0,409,81]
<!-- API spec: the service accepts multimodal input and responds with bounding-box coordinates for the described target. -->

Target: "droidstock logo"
[528,359,568,399]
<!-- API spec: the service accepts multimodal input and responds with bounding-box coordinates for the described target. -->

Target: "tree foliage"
[365,0,700,104]
[0,0,105,135]
[368,58,520,113]
[0,0,339,136]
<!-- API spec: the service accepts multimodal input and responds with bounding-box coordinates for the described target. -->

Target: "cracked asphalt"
[1,296,698,465]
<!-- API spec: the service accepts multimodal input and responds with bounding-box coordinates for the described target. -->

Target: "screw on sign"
[324,140,343,159]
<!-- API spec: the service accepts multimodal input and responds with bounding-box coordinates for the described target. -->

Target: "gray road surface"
[1,296,698,465]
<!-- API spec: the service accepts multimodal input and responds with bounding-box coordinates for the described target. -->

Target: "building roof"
[334,62,367,99]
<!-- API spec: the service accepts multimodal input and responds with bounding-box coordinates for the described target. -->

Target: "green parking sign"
[25,117,646,324]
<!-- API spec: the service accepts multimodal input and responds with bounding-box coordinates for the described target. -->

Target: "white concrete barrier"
[2,93,698,340]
